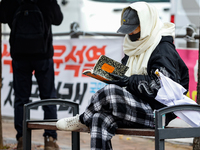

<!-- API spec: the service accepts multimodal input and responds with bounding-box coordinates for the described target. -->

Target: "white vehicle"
[45,0,171,34]
[78,0,170,33]
[170,0,200,48]
[2,0,171,38]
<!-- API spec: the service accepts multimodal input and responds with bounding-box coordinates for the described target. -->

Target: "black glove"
[105,73,129,87]
[138,80,160,98]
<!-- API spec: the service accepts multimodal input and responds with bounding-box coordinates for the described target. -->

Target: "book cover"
[83,55,129,82]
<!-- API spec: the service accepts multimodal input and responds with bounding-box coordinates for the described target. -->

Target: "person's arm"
[49,0,63,25]
[0,0,18,24]
[0,1,6,23]
[126,40,189,101]
[38,0,63,26]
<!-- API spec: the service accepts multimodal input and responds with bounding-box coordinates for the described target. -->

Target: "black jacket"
[0,0,63,60]
[122,36,189,124]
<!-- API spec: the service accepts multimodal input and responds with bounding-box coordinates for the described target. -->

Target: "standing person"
[57,1,189,150]
[0,0,63,149]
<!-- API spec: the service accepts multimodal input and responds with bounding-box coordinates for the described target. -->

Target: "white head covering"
[121,2,175,76]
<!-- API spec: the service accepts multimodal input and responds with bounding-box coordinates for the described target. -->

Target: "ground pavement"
[2,117,193,150]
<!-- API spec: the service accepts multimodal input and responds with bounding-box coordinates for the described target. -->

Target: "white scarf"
[121,2,175,76]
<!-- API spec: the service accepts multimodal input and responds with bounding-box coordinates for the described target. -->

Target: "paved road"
[2,117,193,150]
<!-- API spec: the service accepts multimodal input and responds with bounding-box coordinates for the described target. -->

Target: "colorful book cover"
[83,55,129,82]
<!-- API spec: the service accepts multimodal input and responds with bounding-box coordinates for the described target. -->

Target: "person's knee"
[92,113,114,128]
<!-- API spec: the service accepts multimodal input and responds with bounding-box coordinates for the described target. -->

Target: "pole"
[0,21,3,148]
[192,24,200,150]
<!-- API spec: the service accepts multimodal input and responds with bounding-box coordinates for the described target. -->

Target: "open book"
[83,55,129,82]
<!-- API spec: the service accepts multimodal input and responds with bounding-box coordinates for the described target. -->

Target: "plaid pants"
[81,84,154,150]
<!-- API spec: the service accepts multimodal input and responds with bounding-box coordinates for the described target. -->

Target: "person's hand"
[138,80,160,98]
[105,73,129,87]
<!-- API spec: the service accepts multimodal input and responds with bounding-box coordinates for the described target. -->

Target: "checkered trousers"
[81,84,154,150]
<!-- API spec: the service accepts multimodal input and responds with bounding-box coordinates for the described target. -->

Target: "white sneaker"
[56,114,89,132]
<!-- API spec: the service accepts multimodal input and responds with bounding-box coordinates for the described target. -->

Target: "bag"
[10,0,47,54]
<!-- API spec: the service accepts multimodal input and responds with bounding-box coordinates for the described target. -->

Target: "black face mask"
[129,32,140,42]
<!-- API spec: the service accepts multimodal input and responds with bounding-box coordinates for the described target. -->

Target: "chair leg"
[155,137,165,150]
[72,132,80,150]
[23,128,31,149]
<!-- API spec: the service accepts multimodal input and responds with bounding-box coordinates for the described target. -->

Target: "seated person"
[56,2,189,150]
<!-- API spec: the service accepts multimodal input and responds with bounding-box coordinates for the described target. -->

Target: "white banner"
[1,38,124,119]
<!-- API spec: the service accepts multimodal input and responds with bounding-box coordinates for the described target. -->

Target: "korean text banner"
[1,38,124,119]
[1,39,197,119]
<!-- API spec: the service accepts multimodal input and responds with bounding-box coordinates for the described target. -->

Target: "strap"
[17,0,38,4]
[16,0,23,4]
[30,0,38,3]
